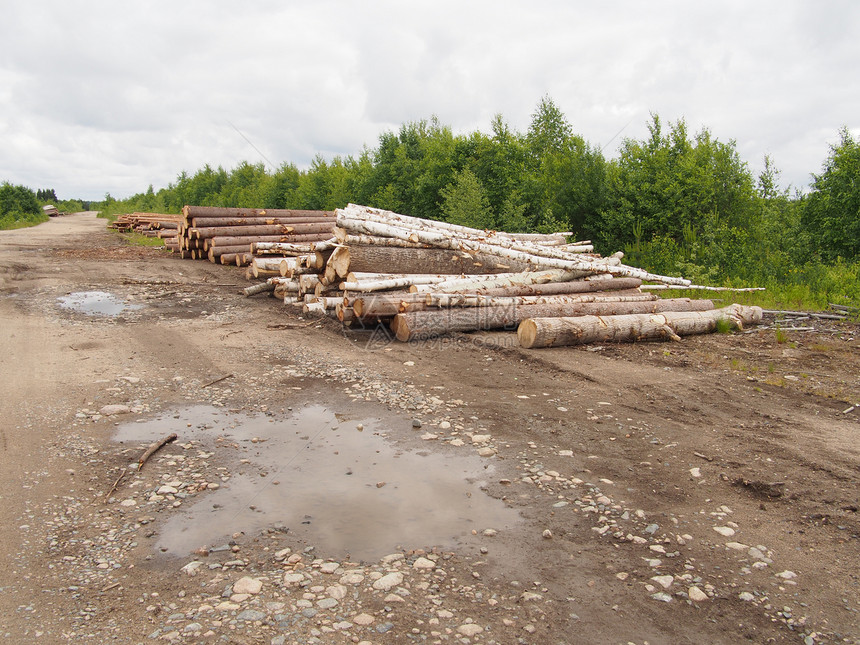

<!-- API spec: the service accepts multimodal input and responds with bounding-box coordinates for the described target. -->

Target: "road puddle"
[58,290,142,316]
[115,405,518,561]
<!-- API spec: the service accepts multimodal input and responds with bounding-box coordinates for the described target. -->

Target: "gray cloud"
[0,0,857,200]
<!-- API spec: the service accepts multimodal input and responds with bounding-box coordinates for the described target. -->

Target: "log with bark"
[391,298,716,341]
[517,304,763,348]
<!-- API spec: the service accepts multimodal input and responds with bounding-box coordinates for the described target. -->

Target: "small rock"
[651,592,672,602]
[180,561,202,576]
[713,526,736,537]
[689,467,701,478]
[283,572,305,586]
[353,613,374,626]
[542,529,553,539]
[372,571,404,591]
[739,592,756,602]
[319,562,340,574]
[457,624,483,637]
[725,542,749,551]
[651,575,673,589]
[688,586,708,602]
[233,577,262,595]
[317,597,339,610]
[236,609,266,622]
[776,570,797,580]
[99,404,131,416]
[477,447,496,457]
[412,419,422,428]
[413,557,436,570]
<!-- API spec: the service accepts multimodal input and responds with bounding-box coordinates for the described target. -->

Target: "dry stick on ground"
[137,433,178,472]
[201,373,234,388]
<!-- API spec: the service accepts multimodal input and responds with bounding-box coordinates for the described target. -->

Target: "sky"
[1,1,857,201]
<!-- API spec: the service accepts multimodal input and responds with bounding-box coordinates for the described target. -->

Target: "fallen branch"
[201,373,233,388]
[138,433,178,471]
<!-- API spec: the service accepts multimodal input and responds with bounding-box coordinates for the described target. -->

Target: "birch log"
[433,276,643,297]
[517,304,763,348]
[391,298,715,341]
[425,291,654,308]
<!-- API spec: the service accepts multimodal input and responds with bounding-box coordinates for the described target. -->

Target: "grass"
[0,213,49,230]
[120,232,166,247]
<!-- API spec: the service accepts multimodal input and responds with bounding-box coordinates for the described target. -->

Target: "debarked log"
[517,304,763,348]
[334,245,532,276]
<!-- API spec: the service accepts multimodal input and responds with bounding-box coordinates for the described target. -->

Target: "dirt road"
[1,212,858,644]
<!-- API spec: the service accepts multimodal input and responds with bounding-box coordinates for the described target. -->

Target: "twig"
[104,469,128,501]
[101,582,121,592]
[138,433,178,471]
[843,404,858,414]
[693,452,714,462]
[267,321,318,329]
[201,374,233,388]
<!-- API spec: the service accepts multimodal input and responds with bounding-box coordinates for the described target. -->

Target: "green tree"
[802,127,860,260]
[439,168,493,229]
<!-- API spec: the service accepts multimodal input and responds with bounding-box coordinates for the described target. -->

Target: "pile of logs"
[244,203,763,348]
[172,207,336,264]
[109,212,182,248]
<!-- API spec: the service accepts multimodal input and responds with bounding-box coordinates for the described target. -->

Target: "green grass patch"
[0,212,49,230]
[120,232,166,247]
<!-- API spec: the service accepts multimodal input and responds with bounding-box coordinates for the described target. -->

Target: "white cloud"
[0,0,857,199]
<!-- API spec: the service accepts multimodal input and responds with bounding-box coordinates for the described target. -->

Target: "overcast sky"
[1,1,857,201]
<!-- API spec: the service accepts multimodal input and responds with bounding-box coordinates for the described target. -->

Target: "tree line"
[8,97,860,305]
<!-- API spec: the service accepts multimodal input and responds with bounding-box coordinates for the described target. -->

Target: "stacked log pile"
[246,203,763,347]
[174,207,337,264]
[109,212,182,249]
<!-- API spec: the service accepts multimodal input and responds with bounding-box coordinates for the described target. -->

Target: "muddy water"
[115,405,519,561]
[57,290,142,316]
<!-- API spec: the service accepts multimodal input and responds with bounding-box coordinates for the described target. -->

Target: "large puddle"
[115,405,518,561]
[58,290,142,316]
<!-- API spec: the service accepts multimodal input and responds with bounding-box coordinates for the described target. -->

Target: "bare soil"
[1,212,858,644]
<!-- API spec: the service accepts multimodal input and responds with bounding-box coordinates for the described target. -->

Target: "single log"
[518,304,763,348]
[443,276,643,297]
[252,241,317,255]
[426,292,654,308]
[194,222,335,238]
[252,257,287,275]
[183,206,334,220]
[391,298,716,341]
[353,293,428,318]
[244,282,276,297]
[208,233,332,247]
[220,253,239,265]
[208,245,253,262]
[341,245,531,275]
[191,216,334,227]
[340,276,450,292]
[642,284,766,292]
[334,230,436,248]
[411,269,593,294]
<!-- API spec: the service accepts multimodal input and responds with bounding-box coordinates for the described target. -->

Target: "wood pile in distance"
[172,206,337,263]
[109,212,183,249]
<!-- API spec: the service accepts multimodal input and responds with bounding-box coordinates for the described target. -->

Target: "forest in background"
[4,98,859,308]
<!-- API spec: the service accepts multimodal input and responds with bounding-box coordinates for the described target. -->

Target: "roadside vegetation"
[8,98,860,308]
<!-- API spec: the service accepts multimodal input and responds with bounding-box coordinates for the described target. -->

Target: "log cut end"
[517,319,541,349]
